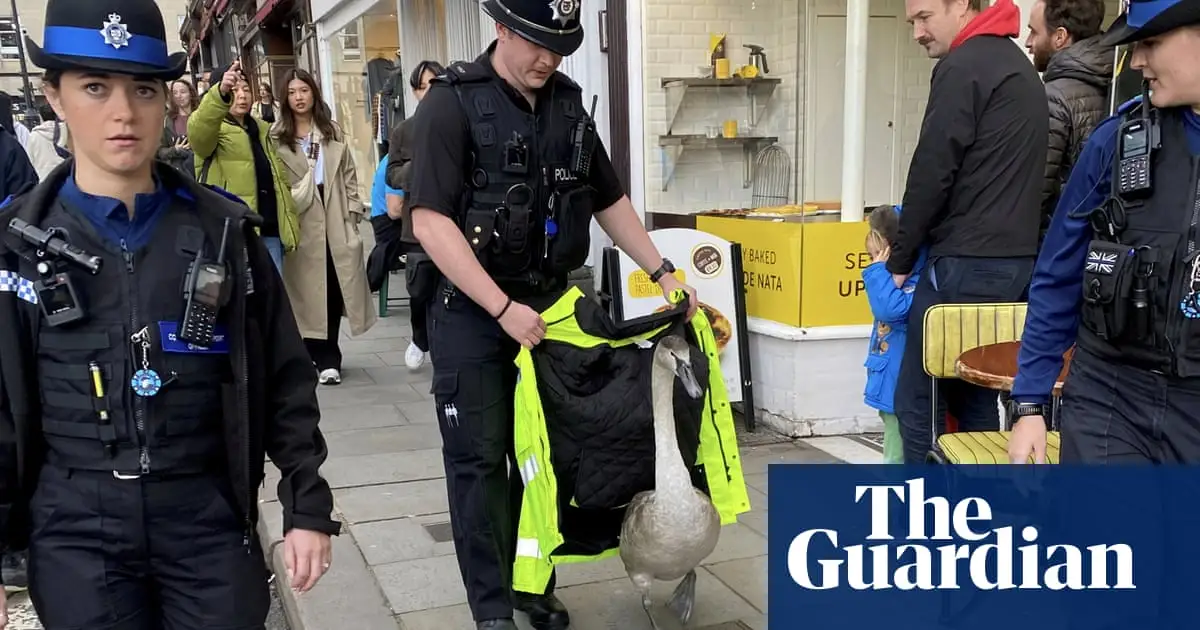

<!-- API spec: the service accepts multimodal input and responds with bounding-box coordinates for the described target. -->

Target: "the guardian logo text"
[787,479,1135,591]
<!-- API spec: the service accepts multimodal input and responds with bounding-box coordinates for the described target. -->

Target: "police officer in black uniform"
[0,0,341,627]
[402,0,698,627]
[1009,0,1200,463]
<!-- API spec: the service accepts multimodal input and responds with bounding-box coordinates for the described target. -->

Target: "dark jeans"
[303,245,345,371]
[895,256,1034,464]
[1060,347,1200,462]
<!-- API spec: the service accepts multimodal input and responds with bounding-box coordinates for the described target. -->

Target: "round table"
[955,341,1074,396]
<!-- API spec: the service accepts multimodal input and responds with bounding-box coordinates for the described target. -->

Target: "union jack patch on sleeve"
[1086,249,1118,275]
[0,270,39,305]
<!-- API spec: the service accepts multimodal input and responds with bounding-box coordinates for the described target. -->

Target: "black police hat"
[25,0,188,80]
[483,0,584,57]
[1103,0,1200,46]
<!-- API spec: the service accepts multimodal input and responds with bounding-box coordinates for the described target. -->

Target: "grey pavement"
[258,274,855,630]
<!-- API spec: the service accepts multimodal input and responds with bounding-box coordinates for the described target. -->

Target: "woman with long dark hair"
[273,69,376,385]
[159,78,199,175]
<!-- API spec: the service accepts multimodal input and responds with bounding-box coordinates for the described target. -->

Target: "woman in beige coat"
[273,69,376,385]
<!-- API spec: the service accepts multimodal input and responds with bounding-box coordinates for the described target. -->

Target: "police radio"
[6,218,102,327]
[179,218,232,347]
[1116,82,1160,200]
[570,95,599,178]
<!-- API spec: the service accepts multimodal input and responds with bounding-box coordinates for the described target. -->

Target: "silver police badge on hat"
[100,13,132,49]
[548,0,578,27]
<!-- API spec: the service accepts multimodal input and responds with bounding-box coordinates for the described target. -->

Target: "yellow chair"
[921,302,1060,464]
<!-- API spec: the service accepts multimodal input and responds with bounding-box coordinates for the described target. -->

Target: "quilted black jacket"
[1041,35,1113,238]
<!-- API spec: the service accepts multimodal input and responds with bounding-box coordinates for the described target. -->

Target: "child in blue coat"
[862,205,927,463]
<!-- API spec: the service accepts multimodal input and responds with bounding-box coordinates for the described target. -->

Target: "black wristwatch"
[1009,401,1050,424]
[648,258,675,283]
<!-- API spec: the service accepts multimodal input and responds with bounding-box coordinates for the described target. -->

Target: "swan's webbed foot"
[667,569,698,624]
[641,592,663,630]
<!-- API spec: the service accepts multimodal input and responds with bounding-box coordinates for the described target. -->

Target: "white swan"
[619,334,721,629]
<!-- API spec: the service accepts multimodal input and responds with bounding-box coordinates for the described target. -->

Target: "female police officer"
[1009,0,1200,464]
[401,0,697,627]
[0,0,340,627]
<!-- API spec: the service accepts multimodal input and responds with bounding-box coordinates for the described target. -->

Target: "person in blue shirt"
[1009,0,1200,464]
[371,153,404,220]
[863,205,927,463]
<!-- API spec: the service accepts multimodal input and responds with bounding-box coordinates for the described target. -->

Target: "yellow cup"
[722,119,738,138]
[714,58,731,79]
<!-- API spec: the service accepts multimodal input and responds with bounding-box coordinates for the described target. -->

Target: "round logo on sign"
[691,244,723,278]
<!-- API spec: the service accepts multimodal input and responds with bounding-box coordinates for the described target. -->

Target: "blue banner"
[767,465,1200,630]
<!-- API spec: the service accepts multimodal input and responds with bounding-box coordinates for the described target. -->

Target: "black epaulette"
[434,61,491,86]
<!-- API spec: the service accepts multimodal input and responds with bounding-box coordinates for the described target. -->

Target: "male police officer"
[403,0,697,627]
[1009,0,1200,464]
[0,0,340,627]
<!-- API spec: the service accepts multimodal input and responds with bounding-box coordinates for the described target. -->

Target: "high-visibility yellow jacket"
[511,286,750,594]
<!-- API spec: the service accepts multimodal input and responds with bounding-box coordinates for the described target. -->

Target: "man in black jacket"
[0,0,339,627]
[890,0,1048,464]
[1026,0,1112,240]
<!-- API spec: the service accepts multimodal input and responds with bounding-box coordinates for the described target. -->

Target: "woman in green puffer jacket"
[188,60,299,272]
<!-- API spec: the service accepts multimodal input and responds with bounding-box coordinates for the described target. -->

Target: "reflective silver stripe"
[516,537,542,558]
[520,456,539,484]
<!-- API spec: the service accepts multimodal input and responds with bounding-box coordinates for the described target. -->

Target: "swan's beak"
[675,359,703,399]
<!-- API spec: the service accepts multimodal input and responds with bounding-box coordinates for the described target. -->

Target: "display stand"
[599,229,757,431]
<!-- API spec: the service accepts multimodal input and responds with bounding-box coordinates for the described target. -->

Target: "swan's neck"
[651,358,693,497]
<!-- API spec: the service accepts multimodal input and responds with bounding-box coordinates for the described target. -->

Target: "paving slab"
[322,424,444,457]
[317,383,427,408]
[321,448,444,489]
[395,400,438,424]
[707,555,768,613]
[335,479,449,523]
[351,515,457,566]
[375,554,469,614]
[319,404,411,432]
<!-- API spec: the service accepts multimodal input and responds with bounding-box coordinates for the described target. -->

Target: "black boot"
[2,550,27,591]
[476,620,517,630]
[514,592,570,630]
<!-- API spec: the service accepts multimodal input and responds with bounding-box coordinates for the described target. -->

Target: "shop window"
[0,18,20,61]
[638,0,804,216]
[340,21,362,61]
[325,2,401,202]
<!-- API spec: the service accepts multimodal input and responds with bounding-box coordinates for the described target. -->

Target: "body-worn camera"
[6,218,102,327]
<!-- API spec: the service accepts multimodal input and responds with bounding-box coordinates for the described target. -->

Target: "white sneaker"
[318,368,342,385]
[405,342,426,370]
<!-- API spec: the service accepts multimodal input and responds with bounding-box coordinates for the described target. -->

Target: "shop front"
[617,0,1124,437]
[615,0,944,437]
[310,0,500,204]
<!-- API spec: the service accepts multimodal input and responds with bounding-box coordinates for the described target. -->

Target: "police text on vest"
[786,478,1135,591]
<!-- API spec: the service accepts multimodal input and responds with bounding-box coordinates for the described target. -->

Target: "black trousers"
[409,291,430,352]
[28,465,269,630]
[1059,347,1200,462]
[427,285,555,622]
[304,244,345,371]
[895,256,1035,464]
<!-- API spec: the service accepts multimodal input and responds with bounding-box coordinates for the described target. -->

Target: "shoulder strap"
[198,154,215,184]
